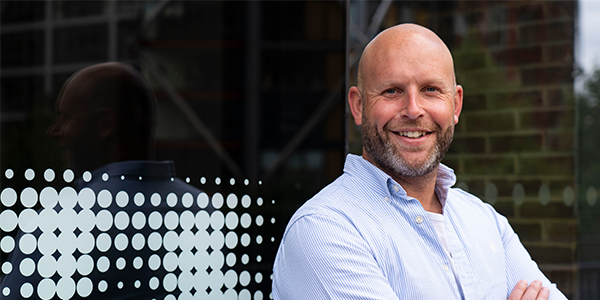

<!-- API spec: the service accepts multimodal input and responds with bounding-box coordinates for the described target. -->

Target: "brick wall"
[443,1,577,297]
[346,0,580,296]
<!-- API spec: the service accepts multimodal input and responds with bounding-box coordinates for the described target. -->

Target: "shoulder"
[289,175,353,222]
[283,174,368,237]
[447,187,512,233]
[447,188,503,221]
[448,187,494,211]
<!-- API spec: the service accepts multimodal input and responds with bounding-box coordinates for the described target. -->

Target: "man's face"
[355,34,462,178]
[47,81,100,172]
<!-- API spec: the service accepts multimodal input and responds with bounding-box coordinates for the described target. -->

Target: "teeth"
[399,131,427,138]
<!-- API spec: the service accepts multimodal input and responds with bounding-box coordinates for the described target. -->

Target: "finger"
[507,280,527,300]
[536,287,550,300]
[522,280,543,300]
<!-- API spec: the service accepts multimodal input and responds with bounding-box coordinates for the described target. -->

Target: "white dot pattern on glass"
[24,169,35,181]
[82,171,92,182]
[44,169,55,182]
[484,182,498,205]
[21,282,34,298]
[0,168,280,299]
[587,186,597,207]
[2,261,12,275]
[63,169,74,183]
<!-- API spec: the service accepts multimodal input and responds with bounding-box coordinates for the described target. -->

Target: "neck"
[361,153,444,214]
[392,168,442,214]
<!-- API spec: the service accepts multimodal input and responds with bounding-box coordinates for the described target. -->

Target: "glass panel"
[0,1,346,299]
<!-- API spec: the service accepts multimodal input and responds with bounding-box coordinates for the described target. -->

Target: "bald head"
[49,62,157,173]
[357,24,455,93]
[64,62,153,112]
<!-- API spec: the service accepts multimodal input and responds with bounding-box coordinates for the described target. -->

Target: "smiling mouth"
[394,131,430,138]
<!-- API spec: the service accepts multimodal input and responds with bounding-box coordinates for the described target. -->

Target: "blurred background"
[1,1,598,299]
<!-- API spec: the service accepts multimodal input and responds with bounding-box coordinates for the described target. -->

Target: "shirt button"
[384,196,390,202]
[415,216,423,224]
[443,265,449,272]
[393,185,400,192]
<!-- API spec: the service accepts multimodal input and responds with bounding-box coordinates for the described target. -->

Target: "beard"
[362,115,454,178]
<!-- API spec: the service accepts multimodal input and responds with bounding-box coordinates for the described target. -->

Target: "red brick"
[454,179,486,199]
[489,91,543,109]
[494,201,515,218]
[546,43,574,64]
[455,51,487,71]
[465,112,515,132]
[462,93,487,110]
[519,21,574,44]
[447,136,486,154]
[520,66,573,86]
[515,3,545,23]
[463,70,512,89]
[546,132,574,152]
[494,179,542,198]
[548,88,575,107]
[525,245,574,264]
[463,157,515,175]
[520,111,574,130]
[519,156,574,176]
[520,180,545,198]
[491,46,542,66]
[547,1,576,19]
[548,181,575,199]
[543,270,575,298]
[512,222,542,242]
[441,157,460,173]
[485,29,510,47]
[546,222,577,243]
[490,134,542,153]
[519,202,574,218]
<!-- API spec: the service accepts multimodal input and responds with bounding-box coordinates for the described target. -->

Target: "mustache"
[382,119,441,132]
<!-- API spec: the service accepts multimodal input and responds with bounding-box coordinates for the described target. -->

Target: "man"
[47,62,156,176]
[1,63,204,299]
[272,24,567,300]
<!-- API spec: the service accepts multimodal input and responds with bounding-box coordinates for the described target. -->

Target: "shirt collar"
[343,154,457,206]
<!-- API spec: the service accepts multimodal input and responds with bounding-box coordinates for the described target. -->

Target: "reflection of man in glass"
[1,62,205,299]
[273,24,567,300]
[47,62,155,177]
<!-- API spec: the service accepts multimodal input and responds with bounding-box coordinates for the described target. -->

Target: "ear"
[348,86,364,126]
[453,85,463,124]
[98,108,116,139]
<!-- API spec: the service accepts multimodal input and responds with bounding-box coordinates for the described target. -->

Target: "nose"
[46,117,62,139]
[401,89,424,120]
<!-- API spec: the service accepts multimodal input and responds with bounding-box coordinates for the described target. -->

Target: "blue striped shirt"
[272,154,567,300]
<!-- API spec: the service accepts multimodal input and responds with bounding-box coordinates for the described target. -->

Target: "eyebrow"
[374,77,450,90]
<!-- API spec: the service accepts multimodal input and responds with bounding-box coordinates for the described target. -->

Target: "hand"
[508,280,549,300]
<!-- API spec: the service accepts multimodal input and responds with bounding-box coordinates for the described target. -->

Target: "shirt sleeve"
[494,210,569,300]
[272,213,399,300]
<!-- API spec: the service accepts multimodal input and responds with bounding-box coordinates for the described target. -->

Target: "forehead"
[56,77,91,115]
[362,31,455,87]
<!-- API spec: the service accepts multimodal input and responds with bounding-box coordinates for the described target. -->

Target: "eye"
[384,88,396,94]
[424,86,438,93]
